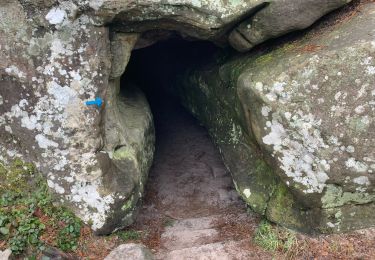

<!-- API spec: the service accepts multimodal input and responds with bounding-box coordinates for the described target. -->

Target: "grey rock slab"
[161,228,220,251]
[229,0,352,51]
[105,243,154,260]
[156,240,255,260]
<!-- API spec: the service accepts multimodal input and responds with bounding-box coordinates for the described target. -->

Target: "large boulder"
[0,1,154,234]
[228,0,352,51]
[87,0,351,51]
[176,2,375,233]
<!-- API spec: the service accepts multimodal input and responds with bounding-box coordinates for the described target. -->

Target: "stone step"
[156,240,254,260]
[164,215,220,232]
[164,212,249,232]
[161,228,219,251]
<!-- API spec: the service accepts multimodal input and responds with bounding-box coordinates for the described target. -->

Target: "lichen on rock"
[173,2,375,233]
[0,1,154,234]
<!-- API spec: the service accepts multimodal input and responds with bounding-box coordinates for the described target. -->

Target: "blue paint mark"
[85,97,103,108]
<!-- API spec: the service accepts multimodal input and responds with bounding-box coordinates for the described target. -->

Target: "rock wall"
[176,2,375,233]
[0,1,154,234]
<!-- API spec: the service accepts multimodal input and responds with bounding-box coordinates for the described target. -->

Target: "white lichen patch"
[353,176,370,186]
[70,181,115,230]
[47,179,65,194]
[243,188,251,198]
[262,109,330,193]
[5,65,26,79]
[89,0,105,11]
[345,158,368,173]
[45,8,67,25]
[261,106,271,117]
[35,134,59,149]
[354,105,365,114]
[366,66,375,75]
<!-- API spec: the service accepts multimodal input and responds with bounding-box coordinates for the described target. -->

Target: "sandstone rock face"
[176,3,375,233]
[229,0,352,51]
[91,0,351,51]
[0,1,154,234]
[0,0,363,235]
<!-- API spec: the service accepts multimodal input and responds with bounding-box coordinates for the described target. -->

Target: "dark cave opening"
[120,36,223,167]
[120,37,220,115]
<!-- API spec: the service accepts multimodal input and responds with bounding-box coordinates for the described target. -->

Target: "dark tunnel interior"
[120,36,221,114]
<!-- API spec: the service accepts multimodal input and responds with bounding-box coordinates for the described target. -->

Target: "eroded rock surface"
[175,2,375,233]
[229,0,352,51]
[95,0,351,51]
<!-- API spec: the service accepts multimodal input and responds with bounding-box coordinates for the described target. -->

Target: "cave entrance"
[121,37,218,110]
[119,37,255,250]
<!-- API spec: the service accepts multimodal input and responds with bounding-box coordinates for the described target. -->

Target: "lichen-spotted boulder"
[228,0,352,51]
[0,1,154,234]
[176,2,375,233]
[87,0,351,51]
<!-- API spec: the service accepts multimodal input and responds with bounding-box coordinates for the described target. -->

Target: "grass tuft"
[117,229,141,241]
[253,219,298,255]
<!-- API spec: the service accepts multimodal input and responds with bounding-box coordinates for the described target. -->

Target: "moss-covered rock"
[174,2,375,233]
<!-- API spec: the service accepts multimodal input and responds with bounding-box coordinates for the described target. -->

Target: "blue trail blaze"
[85,97,103,108]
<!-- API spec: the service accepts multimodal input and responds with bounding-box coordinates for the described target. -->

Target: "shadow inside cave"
[117,37,255,246]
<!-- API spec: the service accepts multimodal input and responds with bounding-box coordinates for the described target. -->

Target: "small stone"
[0,249,11,260]
[104,244,154,260]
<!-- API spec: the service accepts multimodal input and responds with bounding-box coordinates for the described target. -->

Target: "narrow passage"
[130,94,266,259]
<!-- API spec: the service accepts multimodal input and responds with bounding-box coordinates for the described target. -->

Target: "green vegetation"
[116,229,141,241]
[254,219,297,253]
[0,159,82,256]
[162,218,175,228]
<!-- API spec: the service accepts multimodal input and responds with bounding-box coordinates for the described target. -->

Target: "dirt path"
[131,97,267,259]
